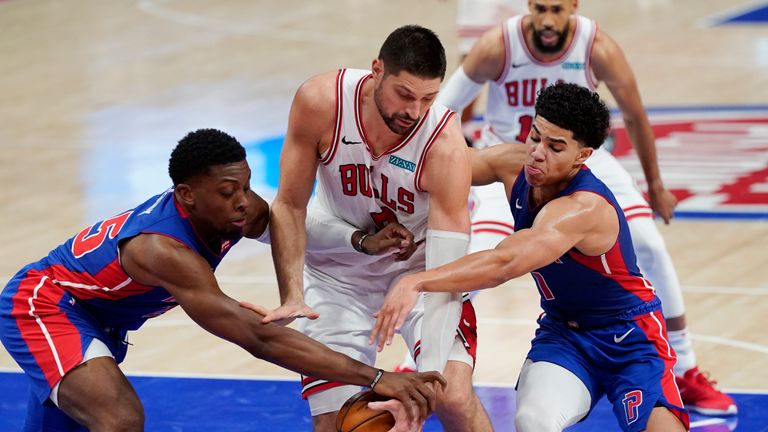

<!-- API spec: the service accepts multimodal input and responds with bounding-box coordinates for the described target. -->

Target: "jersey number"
[71,211,133,258]
[515,115,533,143]
[531,271,555,301]
[370,206,399,231]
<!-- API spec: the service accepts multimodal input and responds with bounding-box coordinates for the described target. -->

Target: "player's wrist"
[352,230,372,255]
[368,368,385,390]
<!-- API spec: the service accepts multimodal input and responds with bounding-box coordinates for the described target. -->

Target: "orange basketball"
[336,389,396,432]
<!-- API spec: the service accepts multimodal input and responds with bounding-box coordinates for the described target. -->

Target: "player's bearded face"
[373,83,420,136]
[533,20,570,54]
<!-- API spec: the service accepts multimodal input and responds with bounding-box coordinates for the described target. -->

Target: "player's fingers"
[238,301,269,317]
[411,379,434,413]
[369,313,384,346]
[408,386,429,423]
[302,306,320,320]
[384,310,402,348]
[376,312,394,352]
[423,371,447,391]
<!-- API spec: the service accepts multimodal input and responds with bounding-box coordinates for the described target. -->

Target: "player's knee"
[312,411,337,432]
[94,400,143,431]
[436,364,476,412]
[437,383,475,413]
[515,405,561,432]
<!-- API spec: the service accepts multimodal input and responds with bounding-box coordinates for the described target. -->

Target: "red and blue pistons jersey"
[40,188,240,330]
[510,167,656,328]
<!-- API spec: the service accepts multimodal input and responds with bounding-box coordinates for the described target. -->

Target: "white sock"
[668,328,697,376]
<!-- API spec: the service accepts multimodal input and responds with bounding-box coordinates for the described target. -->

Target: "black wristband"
[369,368,385,390]
[355,232,371,255]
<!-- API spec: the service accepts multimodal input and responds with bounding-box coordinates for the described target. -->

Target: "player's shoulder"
[589,24,624,62]
[293,70,341,110]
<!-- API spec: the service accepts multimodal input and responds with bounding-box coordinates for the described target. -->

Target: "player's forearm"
[256,324,376,386]
[269,201,307,303]
[416,249,518,294]
[624,114,664,188]
[305,207,359,253]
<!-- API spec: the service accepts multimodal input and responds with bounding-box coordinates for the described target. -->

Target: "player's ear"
[174,184,195,206]
[372,59,384,81]
[571,0,579,13]
[575,146,592,165]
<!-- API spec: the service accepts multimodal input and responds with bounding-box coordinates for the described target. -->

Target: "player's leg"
[55,342,143,431]
[401,294,491,431]
[0,269,140,431]
[587,149,735,415]
[602,308,689,432]
[515,360,592,431]
[299,271,377,432]
[644,406,687,432]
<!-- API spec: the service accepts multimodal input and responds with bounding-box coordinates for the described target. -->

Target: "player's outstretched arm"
[437,25,506,112]
[470,143,527,186]
[267,73,338,324]
[371,193,612,347]
[591,30,677,223]
[119,233,444,424]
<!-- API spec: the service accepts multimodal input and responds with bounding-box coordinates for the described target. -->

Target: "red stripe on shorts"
[11,270,83,387]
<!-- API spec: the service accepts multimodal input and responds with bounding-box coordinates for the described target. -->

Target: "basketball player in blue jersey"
[371,83,689,432]
[0,129,444,432]
[435,0,735,416]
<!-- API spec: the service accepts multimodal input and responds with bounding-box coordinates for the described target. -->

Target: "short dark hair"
[535,83,611,149]
[378,25,446,79]
[168,128,246,185]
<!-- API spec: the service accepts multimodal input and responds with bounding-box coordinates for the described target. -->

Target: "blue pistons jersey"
[510,166,657,328]
[26,188,240,330]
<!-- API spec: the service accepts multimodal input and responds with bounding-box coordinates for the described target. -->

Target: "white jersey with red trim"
[307,68,455,286]
[483,14,597,145]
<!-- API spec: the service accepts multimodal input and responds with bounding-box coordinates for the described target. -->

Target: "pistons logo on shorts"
[622,390,643,425]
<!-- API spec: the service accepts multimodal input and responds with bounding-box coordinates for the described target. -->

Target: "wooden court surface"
[1,0,767,393]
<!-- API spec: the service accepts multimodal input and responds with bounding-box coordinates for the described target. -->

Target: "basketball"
[336,390,396,432]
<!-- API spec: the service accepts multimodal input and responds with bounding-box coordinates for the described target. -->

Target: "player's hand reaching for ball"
[371,370,446,427]
[369,274,421,352]
[239,299,319,326]
[357,222,418,261]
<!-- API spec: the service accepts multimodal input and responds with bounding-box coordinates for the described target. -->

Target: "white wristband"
[436,66,484,112]
[305,207,358,253]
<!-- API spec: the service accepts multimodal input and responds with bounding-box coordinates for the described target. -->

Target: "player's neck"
[530,168,580,206]
[359,79,407,156]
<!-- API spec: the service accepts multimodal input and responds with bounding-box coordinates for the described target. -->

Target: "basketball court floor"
[1,0,767,430]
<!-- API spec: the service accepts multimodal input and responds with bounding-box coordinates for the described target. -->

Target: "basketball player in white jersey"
[434,0,735,415]
[454,0,527,127]
[263,25,492,432]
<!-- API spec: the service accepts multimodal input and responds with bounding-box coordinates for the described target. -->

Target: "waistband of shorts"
[544,297,662,330]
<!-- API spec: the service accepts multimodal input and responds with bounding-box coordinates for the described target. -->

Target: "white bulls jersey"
[306,68,456,288]
[482,14,597,146]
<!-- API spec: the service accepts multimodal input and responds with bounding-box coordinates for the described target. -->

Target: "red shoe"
[675,367,737,416]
